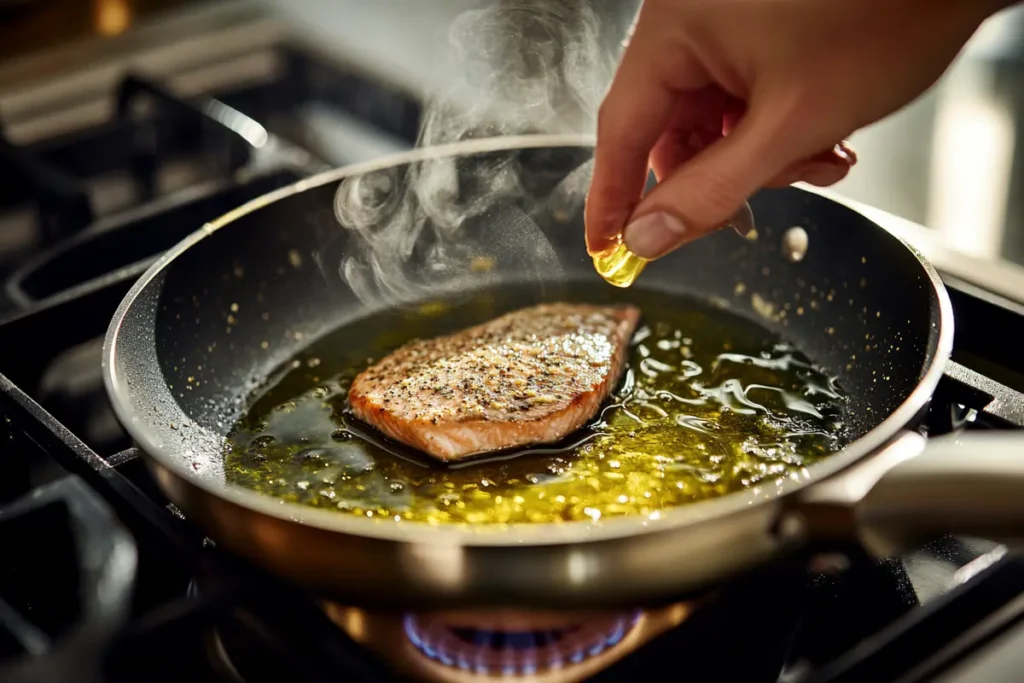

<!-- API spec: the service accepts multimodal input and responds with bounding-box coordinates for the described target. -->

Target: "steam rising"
[332,0,619,307]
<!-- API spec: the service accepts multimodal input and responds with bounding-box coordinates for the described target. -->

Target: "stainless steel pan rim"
[102,133,954,548]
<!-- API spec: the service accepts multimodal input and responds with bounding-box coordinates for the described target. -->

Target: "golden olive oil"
[592,242,648,288]
[224,286,848,525]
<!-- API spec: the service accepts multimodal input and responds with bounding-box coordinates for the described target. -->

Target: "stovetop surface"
[1,20,1024,683]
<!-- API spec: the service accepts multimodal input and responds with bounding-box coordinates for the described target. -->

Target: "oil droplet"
[783,227,809,263]
[592,242,648,288]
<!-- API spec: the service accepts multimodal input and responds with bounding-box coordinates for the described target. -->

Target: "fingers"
[622,102,843,259]
[649,89,732,182]
[768,161,850,188]
[765,142,858,188]
[585,14,707,255]
[652,94,857,192]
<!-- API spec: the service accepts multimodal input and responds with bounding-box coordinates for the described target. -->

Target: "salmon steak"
[348,302,641,462]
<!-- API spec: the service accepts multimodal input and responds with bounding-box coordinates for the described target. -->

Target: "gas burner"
[402,611,640,676]
[320,603,695,681]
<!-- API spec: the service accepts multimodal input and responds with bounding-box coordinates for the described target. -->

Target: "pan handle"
[791,430,1024,556]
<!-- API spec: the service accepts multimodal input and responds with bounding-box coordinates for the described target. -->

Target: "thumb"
[622,102,822,259]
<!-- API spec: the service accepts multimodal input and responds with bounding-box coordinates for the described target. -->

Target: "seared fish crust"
[348,302,640,461]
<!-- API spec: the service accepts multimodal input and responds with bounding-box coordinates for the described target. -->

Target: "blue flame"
[403,611,640,675]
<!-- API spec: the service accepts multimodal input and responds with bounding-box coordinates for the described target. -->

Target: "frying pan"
[103,134,1024,610]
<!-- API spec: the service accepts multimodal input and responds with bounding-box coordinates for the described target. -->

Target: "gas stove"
[3,7,1024,683]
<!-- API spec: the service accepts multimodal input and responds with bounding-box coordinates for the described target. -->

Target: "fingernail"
[729,202,757,240]
[623,212,688,259]
[836,141,858,165]
[586,237,616,257]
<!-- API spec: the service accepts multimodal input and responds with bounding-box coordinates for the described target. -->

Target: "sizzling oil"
[224,287,849,525]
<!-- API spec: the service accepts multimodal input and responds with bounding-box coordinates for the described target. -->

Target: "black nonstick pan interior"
[111,140,943,489]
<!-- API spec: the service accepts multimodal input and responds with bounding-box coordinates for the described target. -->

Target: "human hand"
[585,0,1004,260]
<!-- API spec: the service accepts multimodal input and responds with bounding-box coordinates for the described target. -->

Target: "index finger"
[584,20,700,255]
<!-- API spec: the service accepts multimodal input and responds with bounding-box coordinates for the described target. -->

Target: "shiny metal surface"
[105,135,967,609]
[146,454,782,609]
[857,432,1024,557]
[791,429,1024,555]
